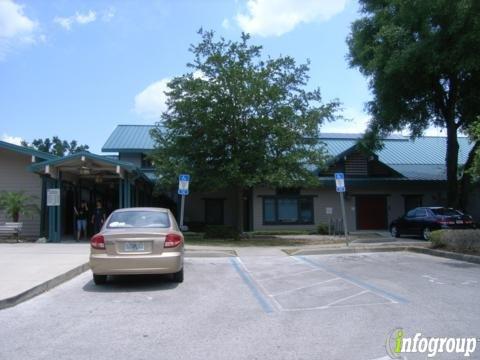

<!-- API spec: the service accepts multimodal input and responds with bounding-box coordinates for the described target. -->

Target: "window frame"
[262,196,314,225]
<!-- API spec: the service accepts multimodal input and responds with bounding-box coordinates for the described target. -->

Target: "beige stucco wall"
[253,183,447,231]
[182,188,238,227]
[0,148,42,238]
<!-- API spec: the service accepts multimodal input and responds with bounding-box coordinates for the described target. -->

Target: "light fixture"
[79,166,90,176]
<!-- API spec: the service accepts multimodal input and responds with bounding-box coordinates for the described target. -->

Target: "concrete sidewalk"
[0,243,90,309]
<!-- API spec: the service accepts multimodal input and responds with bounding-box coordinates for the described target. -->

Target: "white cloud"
[1,134,23,146]
[322,107,370,134]
[134,78,171,120]
[102,7,115,22]
[0,0,40,59]
[54,10,97,30]
[236,0,347,37]
[192,69,207,80]
[222,18,231,29]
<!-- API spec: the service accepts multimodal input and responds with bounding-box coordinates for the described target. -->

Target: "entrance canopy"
[29,152,153,242]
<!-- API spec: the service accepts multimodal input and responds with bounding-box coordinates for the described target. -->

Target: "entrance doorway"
[356,195,388,230]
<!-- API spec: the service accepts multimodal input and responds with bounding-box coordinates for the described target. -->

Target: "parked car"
[89,207,184,285]
[390,207,476,241]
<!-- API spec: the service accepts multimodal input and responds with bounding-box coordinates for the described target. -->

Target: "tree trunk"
[236,186,244,233]
[458,140,480,211]
[13,212,19,222]
[446,123,459,207]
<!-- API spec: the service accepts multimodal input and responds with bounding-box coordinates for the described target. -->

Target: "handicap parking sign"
[334,173,345,193]
[178,174,190,195]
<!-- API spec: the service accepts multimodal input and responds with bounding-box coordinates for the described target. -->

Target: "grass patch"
[184,236,346,247]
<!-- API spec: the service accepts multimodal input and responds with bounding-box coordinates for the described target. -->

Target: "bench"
[0,222,23,242]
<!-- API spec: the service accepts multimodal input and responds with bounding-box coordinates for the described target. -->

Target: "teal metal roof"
[319,134,473,165]
[101,126,474,182]
[29,151,138,172]
[0,140,58,161]
[102,125,155,152]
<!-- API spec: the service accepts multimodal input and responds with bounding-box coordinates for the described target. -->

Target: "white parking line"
[270,277,340,297]
[258,268,321,282]
[325,290,370,307]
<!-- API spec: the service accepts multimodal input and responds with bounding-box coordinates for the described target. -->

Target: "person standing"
[91,200,106,234]
[74,201,89,242]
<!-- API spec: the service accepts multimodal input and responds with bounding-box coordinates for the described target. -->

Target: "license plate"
[456,220,464,224]
[124,242,145,252]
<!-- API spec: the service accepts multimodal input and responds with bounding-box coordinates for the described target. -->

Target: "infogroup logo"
[386,328,478,358]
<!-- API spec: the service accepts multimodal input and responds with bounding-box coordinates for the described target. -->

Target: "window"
[263,197,314,225]
[406,209,416,218]
[414,208,427,218]
[141,153,154,169]
[107,210,170,228]
[205,199,224,225]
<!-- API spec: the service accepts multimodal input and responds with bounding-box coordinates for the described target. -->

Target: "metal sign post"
[178,174,190,228]
[334,173,349,245]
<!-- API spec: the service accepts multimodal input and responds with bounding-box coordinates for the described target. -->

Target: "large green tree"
[151,30,339,231]
[22,136,89,157]
[347,0,480,207]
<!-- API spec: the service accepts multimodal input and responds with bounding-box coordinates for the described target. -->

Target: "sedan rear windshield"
[107,211,170,228]
[430,208,462,216]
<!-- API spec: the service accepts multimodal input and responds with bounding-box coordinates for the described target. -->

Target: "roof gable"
[0,140,58,161]
[319,134,473,165]
[102,125,155,152]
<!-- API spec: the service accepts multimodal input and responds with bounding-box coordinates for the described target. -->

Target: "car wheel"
[93,274,107,285]
[422,227,431,241]
[390,226,400,238]
[172,268,184,283]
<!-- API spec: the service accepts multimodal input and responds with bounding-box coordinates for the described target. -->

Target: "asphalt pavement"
[0,251,479,360]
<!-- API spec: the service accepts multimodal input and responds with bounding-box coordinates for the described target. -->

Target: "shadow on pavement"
[440,261,479,269]
[82,274,179,293]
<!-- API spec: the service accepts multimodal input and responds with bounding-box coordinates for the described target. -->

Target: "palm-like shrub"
[0,191,39,222]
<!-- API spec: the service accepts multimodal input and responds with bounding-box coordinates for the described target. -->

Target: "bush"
[429,229,480,253]
[317,223,329,235]
[250,230,311,236]
[430,230,444,248]
[185,222,206,232]
[204,225,240,240]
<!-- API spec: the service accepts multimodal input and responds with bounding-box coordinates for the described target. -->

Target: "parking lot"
[0,251,479,360]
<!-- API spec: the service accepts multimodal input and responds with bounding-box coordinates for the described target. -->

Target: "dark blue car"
[390,207,476,240]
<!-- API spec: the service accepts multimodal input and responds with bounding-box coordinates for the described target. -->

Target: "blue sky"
[1,0,389,153]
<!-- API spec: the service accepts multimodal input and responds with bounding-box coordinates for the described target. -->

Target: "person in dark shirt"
[74,200,89,241]
[91,200,106,234]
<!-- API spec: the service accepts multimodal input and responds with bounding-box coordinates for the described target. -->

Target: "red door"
[356,196,388,230]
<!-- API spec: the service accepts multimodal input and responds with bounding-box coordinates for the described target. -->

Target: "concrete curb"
[185,249,237,257]
[408,247,480,265]
[286,245,480,266]
[0,262,90,311]
[286,246,408,256]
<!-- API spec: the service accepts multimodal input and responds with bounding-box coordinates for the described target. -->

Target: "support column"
[118,179,124,208]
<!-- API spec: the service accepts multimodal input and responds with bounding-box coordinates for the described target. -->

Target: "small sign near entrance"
[47,189,60,206]
[178,174,190,196]
[334,172,346,193]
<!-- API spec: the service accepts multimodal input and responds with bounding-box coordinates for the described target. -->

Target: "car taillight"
[164,233,182,248]
[91,234,105,249]
[437,216,454,225]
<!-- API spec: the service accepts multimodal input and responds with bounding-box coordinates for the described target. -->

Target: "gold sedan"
[89,208,184,285]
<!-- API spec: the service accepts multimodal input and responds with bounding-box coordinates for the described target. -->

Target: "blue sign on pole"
[178,174,190,196]
[334,172,346,193]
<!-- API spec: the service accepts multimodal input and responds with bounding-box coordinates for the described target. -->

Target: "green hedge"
[204,225,240,240]
[317,223,329,235]
[430,229,480,253]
